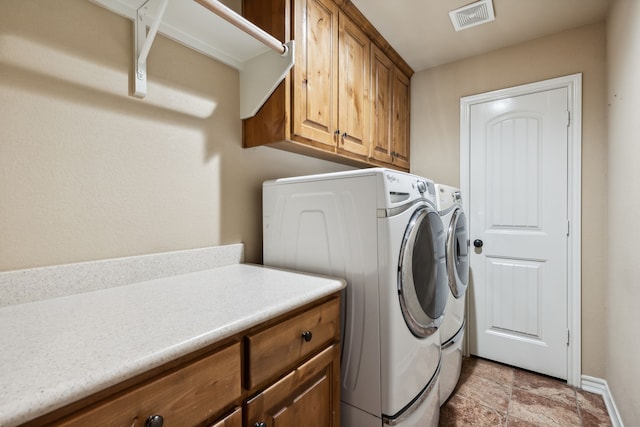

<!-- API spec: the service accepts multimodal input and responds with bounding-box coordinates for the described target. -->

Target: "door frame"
[460,73,582,386]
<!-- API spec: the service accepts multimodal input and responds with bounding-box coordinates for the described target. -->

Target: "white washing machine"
[434,184,470,405]
[263,168,448,426]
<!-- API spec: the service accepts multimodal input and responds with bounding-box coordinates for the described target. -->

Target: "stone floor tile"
[506,416,542,426]
[509,388,581,426]
[576,389,609,419]
[513,368,576,406]
[455,371,511,413]
[580,409,613,427]
[440,393,506,427]
[460,356,514,386]
[443,357,613,427]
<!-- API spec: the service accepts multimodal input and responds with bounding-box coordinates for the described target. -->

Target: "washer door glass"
[447,208,469,298]
[398,204,448,338]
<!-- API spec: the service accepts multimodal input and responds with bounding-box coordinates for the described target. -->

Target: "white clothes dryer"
[263,168,448,426]
[435,184,470,405]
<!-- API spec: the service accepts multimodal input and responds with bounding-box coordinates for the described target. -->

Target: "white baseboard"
[581,375,624,427]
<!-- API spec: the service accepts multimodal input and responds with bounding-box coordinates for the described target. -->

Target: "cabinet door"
[245,344,340,427]
[210,407,242,427]
[392,68,410,169]
[293,0,339,148]
[370,43,394,164]
[337,12,370,157]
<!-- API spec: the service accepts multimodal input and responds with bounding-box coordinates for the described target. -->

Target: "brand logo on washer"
[385,173,399,183]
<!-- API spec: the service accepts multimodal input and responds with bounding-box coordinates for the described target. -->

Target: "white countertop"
[0,263,345,426]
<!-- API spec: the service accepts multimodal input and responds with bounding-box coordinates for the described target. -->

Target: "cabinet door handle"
[255,422,267,427]
[302,331,313,342]
[341,132,348,138]
[145,415,164,427]
[334,129,340,135]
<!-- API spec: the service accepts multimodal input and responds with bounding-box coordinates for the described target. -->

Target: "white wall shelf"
[90,0,294,118]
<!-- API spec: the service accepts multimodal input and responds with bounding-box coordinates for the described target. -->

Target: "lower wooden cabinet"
[56,343,242,427]
[245,345,340,427]
[210,407,242,427]
[29,295,341,427]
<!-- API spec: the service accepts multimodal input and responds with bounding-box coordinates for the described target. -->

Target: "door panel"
[338,12,369,156]
[293,0,339,147]
[468,87,569,379]
[487,259,542,337]
[391,70,410,169]
[488,116,541,228]
[370,44,393,164]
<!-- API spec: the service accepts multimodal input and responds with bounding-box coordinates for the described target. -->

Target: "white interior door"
[468,87,569,380]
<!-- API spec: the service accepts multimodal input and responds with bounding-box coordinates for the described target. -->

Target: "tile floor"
[439,356,612,426]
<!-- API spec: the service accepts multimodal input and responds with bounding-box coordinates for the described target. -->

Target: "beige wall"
[607,0,640,422]
[410,23,608,378]
[0,0,352,272]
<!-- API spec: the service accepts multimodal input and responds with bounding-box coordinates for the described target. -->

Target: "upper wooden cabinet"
[292,0,339,149]
[370,44,394,165]
[337,12,370,157]
[243,0,412,171]
[391,69,410,169]
[370,44,410,170]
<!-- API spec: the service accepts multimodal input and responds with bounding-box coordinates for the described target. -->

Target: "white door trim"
[460,73,582,386]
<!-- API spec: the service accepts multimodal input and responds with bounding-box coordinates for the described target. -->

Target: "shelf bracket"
[193,0,295,119]
[240,41,295,119]
[134,0,169,98]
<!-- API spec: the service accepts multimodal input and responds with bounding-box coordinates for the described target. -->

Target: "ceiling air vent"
[449,0,495,31]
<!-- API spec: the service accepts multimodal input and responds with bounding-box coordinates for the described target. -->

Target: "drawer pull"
[145,415,164,427]
[255,422,267,427]
[301,330,313,342]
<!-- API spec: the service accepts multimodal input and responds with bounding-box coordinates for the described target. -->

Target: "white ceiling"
[350,0,611,72]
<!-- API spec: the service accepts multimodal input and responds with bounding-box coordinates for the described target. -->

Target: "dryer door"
[447,208,470,298]
[398,204,448,338]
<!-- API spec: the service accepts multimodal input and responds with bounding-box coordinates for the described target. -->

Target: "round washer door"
[398,204,448,338]
[447,208,469,298]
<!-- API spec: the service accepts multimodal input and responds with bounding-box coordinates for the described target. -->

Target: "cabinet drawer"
[58,342,241,426]
[245,297,340,389]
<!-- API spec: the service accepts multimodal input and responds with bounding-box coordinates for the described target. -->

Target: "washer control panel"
[382,170,436,206]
